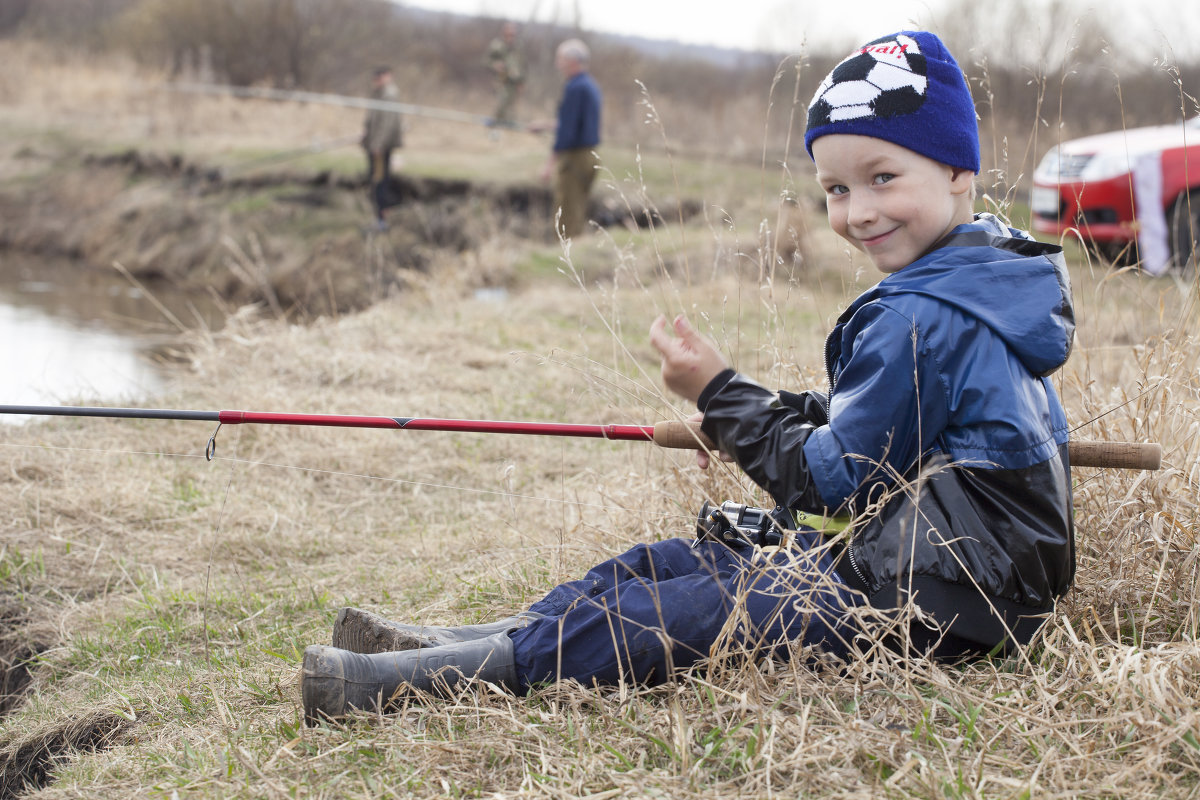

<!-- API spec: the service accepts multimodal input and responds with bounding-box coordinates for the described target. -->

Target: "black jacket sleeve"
[697,371,830,512]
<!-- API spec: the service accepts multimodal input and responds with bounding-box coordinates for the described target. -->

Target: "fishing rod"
[0,404,1162,471]
[216,133,363,180]
[165,82,525,131]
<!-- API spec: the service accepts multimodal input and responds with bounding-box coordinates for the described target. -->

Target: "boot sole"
[301,645,349,725]
[332,607,438,654]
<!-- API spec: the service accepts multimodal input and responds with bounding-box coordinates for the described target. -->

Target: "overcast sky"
[403,0,946,52]
[400,0,1200,60]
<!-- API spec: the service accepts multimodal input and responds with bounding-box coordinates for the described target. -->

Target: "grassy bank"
[2,41,1199,800]
[3,250,1197,798]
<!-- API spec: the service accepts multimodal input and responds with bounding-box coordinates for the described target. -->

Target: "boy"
[301,31,1076,723]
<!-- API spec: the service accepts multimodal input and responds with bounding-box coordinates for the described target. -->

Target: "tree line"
[6,0,1198,178]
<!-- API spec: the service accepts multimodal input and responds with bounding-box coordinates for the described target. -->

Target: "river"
[0,256,223,424]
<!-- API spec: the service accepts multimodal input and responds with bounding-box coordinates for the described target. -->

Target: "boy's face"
[812,135,974,273]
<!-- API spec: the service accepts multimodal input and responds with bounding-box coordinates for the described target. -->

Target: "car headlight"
[1033,146,1063,183]
[1079,149,1134,181]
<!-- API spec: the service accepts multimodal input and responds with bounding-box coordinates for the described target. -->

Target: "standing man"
[484,21,525,128]
[362,66,404,230]
[531,39,601,240]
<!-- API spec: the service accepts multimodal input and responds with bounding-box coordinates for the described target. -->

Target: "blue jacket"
[699,215,1076,656]
[553,72,601,152]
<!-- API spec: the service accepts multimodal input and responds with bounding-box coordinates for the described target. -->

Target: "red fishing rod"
[0,404,1162,471]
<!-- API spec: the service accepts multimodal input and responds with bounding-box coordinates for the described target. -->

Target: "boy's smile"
[812,135,975,273]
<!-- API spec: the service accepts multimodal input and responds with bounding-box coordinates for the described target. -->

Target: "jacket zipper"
[823,332,837,396]
[844,539,869,589]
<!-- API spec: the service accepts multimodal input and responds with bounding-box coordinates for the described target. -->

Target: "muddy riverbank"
[0,145,703,321]
[0,145,546,318]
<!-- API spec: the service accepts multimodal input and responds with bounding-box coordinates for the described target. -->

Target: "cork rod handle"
[651,420,1162,471]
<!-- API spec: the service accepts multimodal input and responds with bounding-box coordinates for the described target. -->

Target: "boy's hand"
[684,411,735,469]
[649,314,729,405]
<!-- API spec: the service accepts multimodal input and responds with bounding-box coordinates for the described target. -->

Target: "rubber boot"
[331,606,541,654]
[301,631,517,724]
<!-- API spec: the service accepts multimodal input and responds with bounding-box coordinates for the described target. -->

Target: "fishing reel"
[694,500,787,549]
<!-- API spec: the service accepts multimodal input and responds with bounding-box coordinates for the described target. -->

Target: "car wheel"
[1168,191,1200,271]
[1083,238,1136,267]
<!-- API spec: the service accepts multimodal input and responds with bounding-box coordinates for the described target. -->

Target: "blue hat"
[804,31,979,173]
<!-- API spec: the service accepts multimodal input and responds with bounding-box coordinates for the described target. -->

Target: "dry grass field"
[0,40,1198,799]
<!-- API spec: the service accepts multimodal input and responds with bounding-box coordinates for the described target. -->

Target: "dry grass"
[1,39,1198,800]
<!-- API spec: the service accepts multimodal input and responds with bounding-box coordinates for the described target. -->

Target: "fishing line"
[210,455,664,517]
[1069,379,1165,434]
[202,425,242,664]
[0,440,693,522]
[0,441,209,461]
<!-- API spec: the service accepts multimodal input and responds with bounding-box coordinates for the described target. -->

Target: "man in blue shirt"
[534,39,602,239]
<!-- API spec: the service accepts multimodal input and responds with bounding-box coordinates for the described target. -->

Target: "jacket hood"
[849,214,1075,376]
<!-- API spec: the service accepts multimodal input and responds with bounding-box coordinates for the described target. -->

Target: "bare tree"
[0,0,33,37]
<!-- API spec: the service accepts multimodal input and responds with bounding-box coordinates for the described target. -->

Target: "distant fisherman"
[484,21,525,128]
[529,39,602,240]
[361,66,404,231]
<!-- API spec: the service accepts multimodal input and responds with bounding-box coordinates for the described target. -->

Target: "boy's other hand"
[649,314,729,405]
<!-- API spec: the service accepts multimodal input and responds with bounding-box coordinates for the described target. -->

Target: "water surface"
[0,257,223,424]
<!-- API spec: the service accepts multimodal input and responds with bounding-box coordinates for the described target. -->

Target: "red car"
[1030,117,1200,270]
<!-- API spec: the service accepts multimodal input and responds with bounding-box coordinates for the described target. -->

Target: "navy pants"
[510,532,862,691]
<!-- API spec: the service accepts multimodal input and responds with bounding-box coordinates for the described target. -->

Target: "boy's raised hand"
[649,314,729,404]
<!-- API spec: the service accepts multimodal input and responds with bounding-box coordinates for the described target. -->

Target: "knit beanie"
[804,31,979,173]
